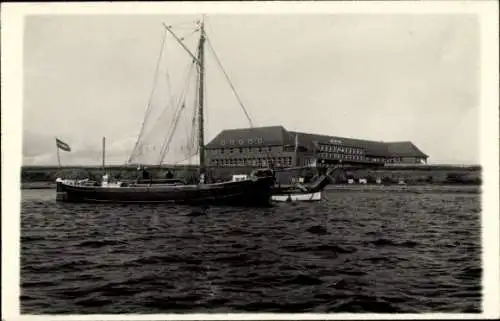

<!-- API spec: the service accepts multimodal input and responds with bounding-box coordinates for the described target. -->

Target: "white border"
[2,1,499,320]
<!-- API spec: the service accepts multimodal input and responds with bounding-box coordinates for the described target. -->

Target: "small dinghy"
[270,172,331,203]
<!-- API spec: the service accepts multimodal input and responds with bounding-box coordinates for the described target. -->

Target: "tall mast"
[197,19,206,178]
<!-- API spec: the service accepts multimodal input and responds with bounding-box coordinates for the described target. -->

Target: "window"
[230,148,234,154]
[267,146,272,152]
[220,149,225,154]
[239,147,243,153]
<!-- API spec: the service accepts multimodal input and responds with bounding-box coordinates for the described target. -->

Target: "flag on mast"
[55,138,71,152]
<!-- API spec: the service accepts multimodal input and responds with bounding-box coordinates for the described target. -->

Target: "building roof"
[288,131,389,157]
[386,141,428,158]
[205,126,289,148]
[206,125,428,158]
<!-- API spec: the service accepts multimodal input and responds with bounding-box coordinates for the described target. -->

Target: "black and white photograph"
[2,1,499,319]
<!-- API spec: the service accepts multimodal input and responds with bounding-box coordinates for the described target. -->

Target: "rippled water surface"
[21,187,481,313]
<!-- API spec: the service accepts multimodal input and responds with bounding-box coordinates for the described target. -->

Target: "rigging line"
[183,34,200,158]
[159,102,186,164]
[172,149,200,165]
[203,49,208,154]
[157,102,184,165]
[205,17,273,171]
[162,23,201,66]
[140,52,194,148]
[157,98,187,165]
[162,42,199,161]
[164,30,175,123]
[190,52,201,156]
[205,34,254,128]
[206,17,272,169]
[166,20,200,28]
[128,28,168,164]
[158,60,197,165]
[187,68,199,158]
[156,55,195,134]
[178,28,200,41]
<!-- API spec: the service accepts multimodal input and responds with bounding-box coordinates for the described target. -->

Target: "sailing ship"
[56,18,276,206]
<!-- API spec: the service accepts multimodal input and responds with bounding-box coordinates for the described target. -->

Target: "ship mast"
[197,19,206,180]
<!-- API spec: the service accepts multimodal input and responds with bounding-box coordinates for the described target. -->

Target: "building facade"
[205,126,428,168]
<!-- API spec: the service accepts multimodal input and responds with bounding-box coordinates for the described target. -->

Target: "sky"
[22,13,480,165]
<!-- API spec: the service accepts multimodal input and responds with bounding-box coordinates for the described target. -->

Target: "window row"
[220,138,263,146]
[318,145,364,155]
[211,157,293,167]
[317,153,365,161]
[365,157,384,163]
[384,157,425,163]
[209,146,274,154]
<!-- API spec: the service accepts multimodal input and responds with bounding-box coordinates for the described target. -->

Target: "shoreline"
[324,184,480,193]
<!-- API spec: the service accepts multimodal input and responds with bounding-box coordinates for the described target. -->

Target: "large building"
[205,126,428,168]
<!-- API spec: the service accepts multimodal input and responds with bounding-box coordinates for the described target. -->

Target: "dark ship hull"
[56,175,275,206]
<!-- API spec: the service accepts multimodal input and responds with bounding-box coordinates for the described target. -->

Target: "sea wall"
[20,164,481,188]
[338,165,481,185]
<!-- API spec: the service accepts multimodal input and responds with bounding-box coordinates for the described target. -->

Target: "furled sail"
[128,24,201,166]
